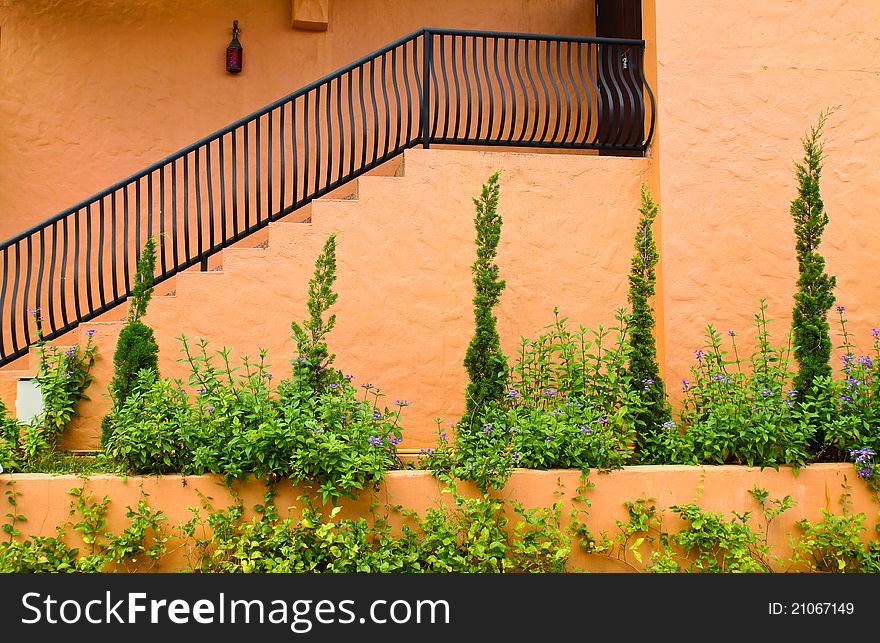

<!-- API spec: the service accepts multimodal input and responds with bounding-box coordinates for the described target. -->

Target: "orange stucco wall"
[52,148,649,450]
[647,0,880,402]
[2,464,875,572]
[0,0,595,240]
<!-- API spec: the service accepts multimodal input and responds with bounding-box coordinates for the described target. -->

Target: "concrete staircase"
[0,148,651,450]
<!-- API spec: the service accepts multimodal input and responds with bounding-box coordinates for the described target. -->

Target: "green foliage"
[0,484,168,573]
[642,301,813,468]
[462,171,508,422]
[181,481,569,574]
[424,310,641,491]
[103,236,160,447]
[789,484,880,572]
[796,311,880,471]
[16,323,98,463]
[290,232,339,390]
[0,398,21,474]
[790,110,837,424]
[127,236,157,323]
[585,487,795,573]
[627,185,671,452]
[101,369,192,475]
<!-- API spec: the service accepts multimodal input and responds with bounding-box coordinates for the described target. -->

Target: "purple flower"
[440,432,447,440]
[368,435,383,447]
[372,411,381,420]
[345,374,354,380]
[197,388,206,393]
[396,399,411,407]
[330,383,338,389]
[545,436,552,442]
[506,389,520,399]
[543,388,557,397]
[836,305,845,313]
[727,330,735,337]
[512,452,520,462]
[694,349,706,361]
[85,329,96,336]
[681,379,691,391]
[595,417,608,425]
[871,328,880,339]
[362,382,374,389]
[580,426,592,436]
[663,420,677,429]
[266,373,273,380]
[206,406,215,413]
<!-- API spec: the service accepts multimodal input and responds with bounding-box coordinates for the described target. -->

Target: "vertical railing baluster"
[348,71,357,176]
[256,115,262,225]
[206,142,216,252]
[463,35,474,140]
[314,86,322,194]
[195,147,204,267]
[336,75,345,184]
[548,40,563,143]
[183,154,192,262]
[85,204,94,314]
[369,58,379,164]
[243,123,250,232]
[279,103,286,214]
[0,250,7,356]
[391,48,402,152]
[35,228,46,332]
[98,199,107,307]
[380,52,391,158]
[303,92,310,204]
[123,184,131,291]
[72,209,82,322]
[526,39,542,142]
[325,78,334,187]
[231,130,239,236]
[587,43,602,146]
[171,160,179,270]
[503,38,515,142]
[403,41,413,145]
[159,166,168,274]
[219,135,228,242]
[147,173,154,241]
[59,216,70,328]
[135,179,142,260]
[267,110,273,221]
[110,192,119,302]
[22,236,32,346]
[451,36,462,139]
[564,41,578,144]
[480,37,491,141]
[291,97,300,205]
[9,244,19,354]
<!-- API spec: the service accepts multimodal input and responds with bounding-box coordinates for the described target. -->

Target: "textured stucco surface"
[0,0,595,240]
[649,0,880,403]
[1,464,873,572]
[38,148,646,449]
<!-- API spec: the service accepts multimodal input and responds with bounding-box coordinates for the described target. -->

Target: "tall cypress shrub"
[462,171,508,423]
[628,185,670,451]
[790,111,837,406]
[101,236,160,446]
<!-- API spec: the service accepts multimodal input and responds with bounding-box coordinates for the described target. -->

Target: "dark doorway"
[595,0,644,154]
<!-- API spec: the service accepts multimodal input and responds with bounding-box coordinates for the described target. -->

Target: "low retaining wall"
[2,464,876,572]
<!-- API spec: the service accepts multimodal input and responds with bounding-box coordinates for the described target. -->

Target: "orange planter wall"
[2,464,876,572]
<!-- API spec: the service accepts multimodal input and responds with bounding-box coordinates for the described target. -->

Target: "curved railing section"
[0,28,654,366]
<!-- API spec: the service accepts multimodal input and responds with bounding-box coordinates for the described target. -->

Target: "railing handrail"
[0,27,656,366]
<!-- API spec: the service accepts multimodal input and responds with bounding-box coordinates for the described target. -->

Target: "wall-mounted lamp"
[226,20,243,73]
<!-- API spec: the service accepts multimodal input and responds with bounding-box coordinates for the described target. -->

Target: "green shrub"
[628,185,671,453]
[790,110,837,443]
[102,236,160,447]
[462,171,508,423]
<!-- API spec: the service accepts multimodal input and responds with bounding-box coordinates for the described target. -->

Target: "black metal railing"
[0,28,654,366]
